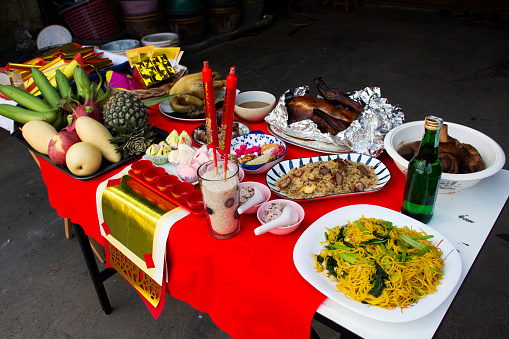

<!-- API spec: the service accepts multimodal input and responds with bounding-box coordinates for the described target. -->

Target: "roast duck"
[285,78,364,135]
[401,124,485,174]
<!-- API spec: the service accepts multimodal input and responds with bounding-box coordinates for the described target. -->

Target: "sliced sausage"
[354,182,365,192]
[278,176,292,189]
[357,165,370,178]
[334,172,344,186]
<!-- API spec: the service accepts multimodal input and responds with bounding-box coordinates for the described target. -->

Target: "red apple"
[48,131,81,165]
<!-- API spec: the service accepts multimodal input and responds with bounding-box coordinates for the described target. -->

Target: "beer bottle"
[401,116,443,223]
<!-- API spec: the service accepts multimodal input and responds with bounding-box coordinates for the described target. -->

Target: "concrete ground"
[1,2,508,338]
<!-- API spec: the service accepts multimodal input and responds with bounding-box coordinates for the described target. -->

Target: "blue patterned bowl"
[265,153,392,201]
[230,132,287,174]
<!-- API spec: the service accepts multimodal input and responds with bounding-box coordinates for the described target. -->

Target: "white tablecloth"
[315,169,509,338]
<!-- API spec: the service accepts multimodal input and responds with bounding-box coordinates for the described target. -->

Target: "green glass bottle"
[401,116,443,223]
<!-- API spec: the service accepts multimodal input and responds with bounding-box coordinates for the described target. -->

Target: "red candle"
[219,66,238,176]
[202,61,219,169]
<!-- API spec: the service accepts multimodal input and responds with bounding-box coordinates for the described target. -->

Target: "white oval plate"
[159,100,206,122]
[265,153,391,201]
[293,204,462,323]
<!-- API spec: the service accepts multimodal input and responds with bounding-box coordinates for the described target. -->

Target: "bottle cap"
[425,116,443,131]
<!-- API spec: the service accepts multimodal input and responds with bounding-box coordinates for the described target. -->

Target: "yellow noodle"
[313,216,445,310]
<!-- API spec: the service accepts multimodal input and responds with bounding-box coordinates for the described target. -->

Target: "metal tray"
[267,123,350,154]
[11,125,169,181]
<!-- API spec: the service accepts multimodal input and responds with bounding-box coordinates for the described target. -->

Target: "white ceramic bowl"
[230,132,287,174]
[384,120,505,193]
[141,33,179,47]
[234,91,276,122]
[239,181,271,214]
[256,199,305,235]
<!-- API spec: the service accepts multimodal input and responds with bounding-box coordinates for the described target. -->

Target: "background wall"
[0,0,508,64]
[0,0,44,52]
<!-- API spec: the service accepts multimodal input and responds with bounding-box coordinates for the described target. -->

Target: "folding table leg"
[73,222,117,314]
[313,312,362,338]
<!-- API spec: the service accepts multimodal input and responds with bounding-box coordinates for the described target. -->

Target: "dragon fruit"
[60,66,110,135]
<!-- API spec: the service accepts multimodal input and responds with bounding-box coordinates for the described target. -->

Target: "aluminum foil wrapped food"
[265,85,405,157]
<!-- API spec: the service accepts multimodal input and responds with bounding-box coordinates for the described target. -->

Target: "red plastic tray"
[128,169,204,217]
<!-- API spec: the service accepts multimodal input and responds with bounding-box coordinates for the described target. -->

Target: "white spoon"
[254,205,299,235]
[237,186,265,214]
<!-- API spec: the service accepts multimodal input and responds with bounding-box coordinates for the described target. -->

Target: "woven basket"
[106,68,187,100]
[60,0,121,41]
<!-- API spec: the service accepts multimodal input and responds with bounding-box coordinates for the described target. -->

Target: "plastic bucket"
[240,0,264,23]
[207,4,241,33]
[118,0,160,15]
[161,0,204,13]
[204,0,240,8]
[121,11,168,40]
[167,11,206,45]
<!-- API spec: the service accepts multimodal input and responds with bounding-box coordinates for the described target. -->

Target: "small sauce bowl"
[131,159,153,176]
[256,199,305,235]
[156,174,179,193]
[186,190,204,212]
[143,166,166,185]
[170,182,195,203]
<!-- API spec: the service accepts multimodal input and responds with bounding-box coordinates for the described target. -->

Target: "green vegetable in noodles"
[355,220,368,232]
[368,262,389,298]
[398,239,407,262]
[326,257,338,278]
[410,235,434,240]
[399,234,427,251]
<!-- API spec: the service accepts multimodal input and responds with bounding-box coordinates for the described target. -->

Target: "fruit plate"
[265,153,391,201]
[10,125,169,181]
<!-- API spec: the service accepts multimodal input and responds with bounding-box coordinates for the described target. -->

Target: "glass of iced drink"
[197,160,240,239]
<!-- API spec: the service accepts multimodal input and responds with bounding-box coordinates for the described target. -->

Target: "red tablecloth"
[37,110,406,339]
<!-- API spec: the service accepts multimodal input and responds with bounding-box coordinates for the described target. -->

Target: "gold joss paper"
[132,55,176,89]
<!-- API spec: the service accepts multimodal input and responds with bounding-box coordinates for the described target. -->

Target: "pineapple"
[102,91,154,157]
[110,124,155,158]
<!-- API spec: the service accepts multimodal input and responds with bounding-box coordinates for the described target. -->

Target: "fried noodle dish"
[313,217,445,310]
[274,158,378,199]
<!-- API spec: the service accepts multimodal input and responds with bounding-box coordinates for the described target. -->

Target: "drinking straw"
[201,60,219,172]
[219,66,238,179]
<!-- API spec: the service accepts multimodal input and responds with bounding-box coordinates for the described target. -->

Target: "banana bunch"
[168,71,226,113]
[0,67,73,130]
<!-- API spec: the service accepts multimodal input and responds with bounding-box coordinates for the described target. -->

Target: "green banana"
[0,104,59,124]
[55,69,73,98]
[51,110,63,129]
[73,66,91,102]
[0,84,53,112]
[31,67,61,108]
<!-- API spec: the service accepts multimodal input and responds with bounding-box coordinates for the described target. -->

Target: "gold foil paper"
[108,242,162,307]
[101,176,169,258]
[132,55,175,89]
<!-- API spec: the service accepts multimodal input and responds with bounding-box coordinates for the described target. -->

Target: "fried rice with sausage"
[274,158,378,199]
